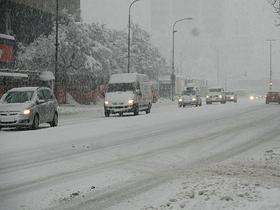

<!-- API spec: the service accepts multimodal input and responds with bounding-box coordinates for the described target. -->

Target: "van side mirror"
[136,89,142,95]
[36,99,45,104]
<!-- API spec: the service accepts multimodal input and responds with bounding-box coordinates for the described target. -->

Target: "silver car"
[0,87,58,130]
[178,90,202,107]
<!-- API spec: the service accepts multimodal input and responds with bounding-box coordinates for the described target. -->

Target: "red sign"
[0,44,14,62]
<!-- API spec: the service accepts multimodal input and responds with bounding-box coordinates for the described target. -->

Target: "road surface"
[0,99,279,210]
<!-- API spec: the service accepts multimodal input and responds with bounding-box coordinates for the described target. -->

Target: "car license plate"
[1,116,15,122]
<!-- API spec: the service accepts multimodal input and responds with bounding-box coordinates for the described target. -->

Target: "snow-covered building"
[0,0,80,44]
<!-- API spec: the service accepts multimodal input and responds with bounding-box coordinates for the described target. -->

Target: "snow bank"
[141,148,280,210]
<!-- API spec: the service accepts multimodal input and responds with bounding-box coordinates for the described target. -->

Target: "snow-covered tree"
[15,14,169,101]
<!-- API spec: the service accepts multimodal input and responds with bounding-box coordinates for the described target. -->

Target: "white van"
[104,73,152,117]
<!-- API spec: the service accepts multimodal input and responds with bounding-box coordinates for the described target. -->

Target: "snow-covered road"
[0,99,279,210]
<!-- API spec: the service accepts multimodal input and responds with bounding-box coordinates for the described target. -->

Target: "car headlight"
[250,96,254,100]
[230,96,234,99]
[206,95,209,98]
[128,99,134,105]
[104,101,109,105]
[178,98,183,102]
[192,98,197,101]
[219,95,222,99]
[23,109,31,115]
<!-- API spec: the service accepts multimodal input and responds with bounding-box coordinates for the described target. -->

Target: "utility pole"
[54,0,59,99]
[216,48,220,87]
[266,40,276,91]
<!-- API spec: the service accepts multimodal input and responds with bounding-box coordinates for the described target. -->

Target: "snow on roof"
[109,73,139,83]
[39,71,55,81]
[0,33,15,40]
[0,72,28,78]
[9,87,39,92]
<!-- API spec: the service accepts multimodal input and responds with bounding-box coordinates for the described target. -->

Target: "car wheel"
[32,114,39,130]
[50,112,58,127]
[119,112,123,117]
[266,100,269,104]
[134,106,139,116]
[105,110,110,117]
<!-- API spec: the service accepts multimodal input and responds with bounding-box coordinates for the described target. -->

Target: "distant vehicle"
[206,88,226,104]
[249,94,264,101]
[104,73,152,117]
[178,89,202,107]
[0,87,58,130]
[266,91,280,104]
[225,91,237,103]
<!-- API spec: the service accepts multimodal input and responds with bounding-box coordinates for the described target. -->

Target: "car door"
[36,89,47,123]
[42,89,55,122]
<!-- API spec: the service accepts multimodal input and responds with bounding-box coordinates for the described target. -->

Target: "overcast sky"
[81,0,280,84]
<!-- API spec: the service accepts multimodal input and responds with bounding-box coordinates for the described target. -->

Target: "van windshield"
[209,88,222,92]
[107,83,135,92]
[3,91,34,104]
[182,90,195,95]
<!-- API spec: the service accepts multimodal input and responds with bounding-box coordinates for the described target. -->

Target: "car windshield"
[2,91,34,104]
[182,90,195,95]
[226,92,234,95]
[107,83,135,92]
[268,92,278,96]
[209,88,222,92]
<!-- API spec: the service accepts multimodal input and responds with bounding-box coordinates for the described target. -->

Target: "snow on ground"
[0,98,279,210]
[137,147,280,210]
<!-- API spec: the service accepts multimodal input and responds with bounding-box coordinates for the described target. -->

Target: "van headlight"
[104,101,109,106]
[219,95,222,98]
[128,99,134,105]
[250,96,254,100]
[178,98,183,102]
[23,109,31,115]
[206,95,209,98]
[230,96,234,99]
[192,98,197,101]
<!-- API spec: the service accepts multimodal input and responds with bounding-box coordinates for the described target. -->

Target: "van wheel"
[105,111,110,117]
[50,112,58,127]
[32,114,39,130]
[134,106,139,116]
[146,105,151,114]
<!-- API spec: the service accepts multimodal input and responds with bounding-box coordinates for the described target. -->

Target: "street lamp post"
[171,17,192,101]
[127,0,140,73]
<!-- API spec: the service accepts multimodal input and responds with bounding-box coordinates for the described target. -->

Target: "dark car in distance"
[266,91,280,104]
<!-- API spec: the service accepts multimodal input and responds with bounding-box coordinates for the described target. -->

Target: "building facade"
[0,0,80,44]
